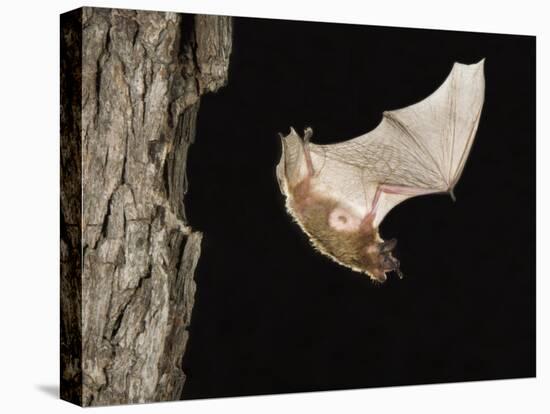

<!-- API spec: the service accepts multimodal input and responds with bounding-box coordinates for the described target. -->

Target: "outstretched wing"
[306,59,485,227]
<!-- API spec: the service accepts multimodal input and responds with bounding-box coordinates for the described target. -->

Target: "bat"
[276,59,485,283]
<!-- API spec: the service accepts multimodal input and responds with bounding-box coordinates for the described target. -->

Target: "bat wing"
[304,59,485,228]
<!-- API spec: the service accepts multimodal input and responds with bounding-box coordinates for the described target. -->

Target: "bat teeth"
[396,268,404,279]
[380,249,403,280]
[389,257,404,279]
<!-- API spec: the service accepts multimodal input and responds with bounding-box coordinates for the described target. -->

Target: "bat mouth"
[360,237,404,283]
[381,254,403,280]
[372,238,404,282]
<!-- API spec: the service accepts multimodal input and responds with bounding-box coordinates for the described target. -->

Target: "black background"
[181,16,535,399]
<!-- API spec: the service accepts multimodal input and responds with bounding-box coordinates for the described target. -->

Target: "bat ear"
[380,238,397,253]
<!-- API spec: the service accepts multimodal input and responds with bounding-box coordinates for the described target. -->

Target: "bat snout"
[364,240,403,283]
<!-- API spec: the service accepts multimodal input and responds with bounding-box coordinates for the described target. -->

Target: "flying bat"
[276,60,485,283]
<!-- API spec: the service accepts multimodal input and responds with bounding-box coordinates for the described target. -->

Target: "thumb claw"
[303,126,313,142]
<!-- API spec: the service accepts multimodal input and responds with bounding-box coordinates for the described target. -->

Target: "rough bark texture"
[60,7,232,406]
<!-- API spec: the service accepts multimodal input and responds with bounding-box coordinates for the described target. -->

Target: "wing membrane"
[307,60,485,226]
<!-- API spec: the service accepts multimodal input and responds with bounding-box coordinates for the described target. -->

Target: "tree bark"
[60,7,232,406]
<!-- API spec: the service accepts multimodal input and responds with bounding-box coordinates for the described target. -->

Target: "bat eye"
[337,215,347,224]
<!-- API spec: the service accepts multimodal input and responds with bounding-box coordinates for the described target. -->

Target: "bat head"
[362,238,402,283]
[313,226,402,283]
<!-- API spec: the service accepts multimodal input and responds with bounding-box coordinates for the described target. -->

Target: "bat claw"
[449,188,456,202]
[303,126,313,142]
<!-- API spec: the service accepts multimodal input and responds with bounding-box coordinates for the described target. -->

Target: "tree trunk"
[60,7,232,406]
